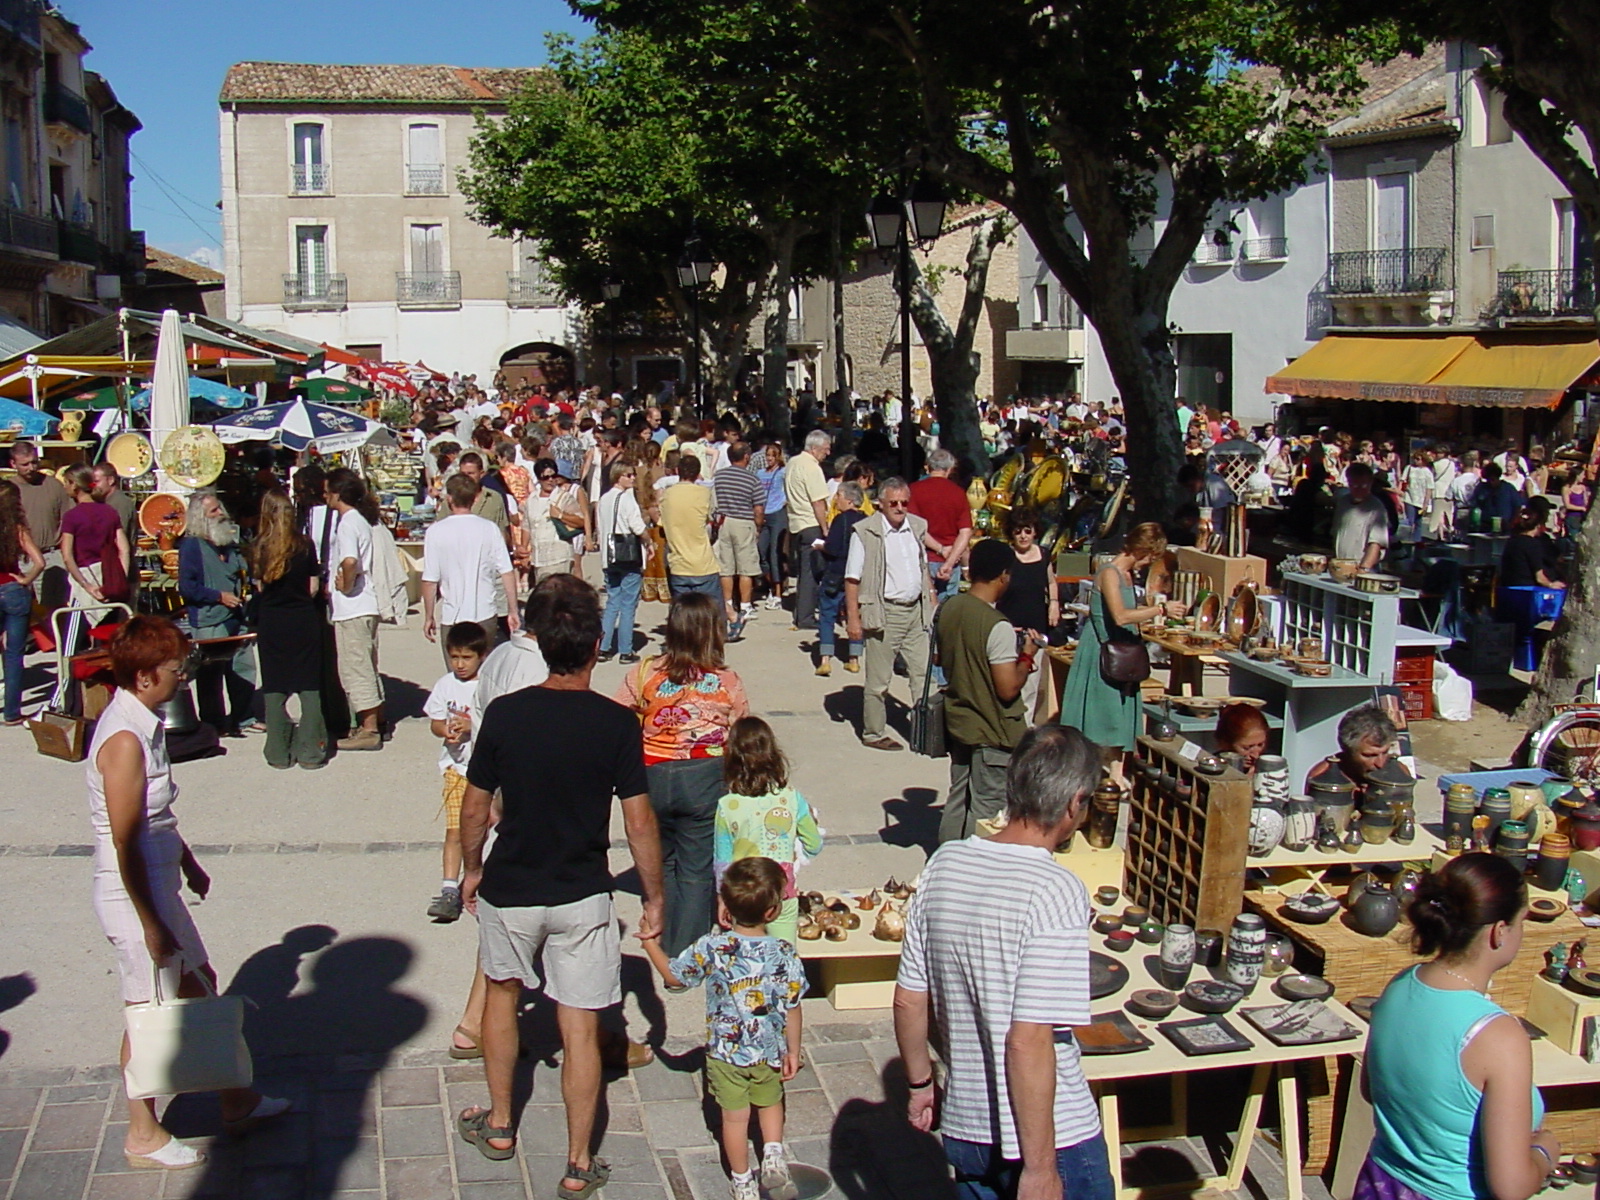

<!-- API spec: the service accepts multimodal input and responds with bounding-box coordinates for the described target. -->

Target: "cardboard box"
[1174,547,1269,598]
[1526,975,1600,1056]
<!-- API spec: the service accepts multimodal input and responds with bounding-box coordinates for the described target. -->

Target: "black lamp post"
[601,276,622,396]
[866,177,947,479]
[677,235,715,416]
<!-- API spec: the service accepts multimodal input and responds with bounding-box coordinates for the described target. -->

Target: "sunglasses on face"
[881,499,908,508]
[538,472,557,481]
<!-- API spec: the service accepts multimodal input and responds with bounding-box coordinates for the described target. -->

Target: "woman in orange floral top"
[616,593,749,955]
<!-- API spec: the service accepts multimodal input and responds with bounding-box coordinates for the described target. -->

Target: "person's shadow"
[0,973,37,1061]
[880,788,944,855]
[828,1058,955,1198]
[165,928,428,1199]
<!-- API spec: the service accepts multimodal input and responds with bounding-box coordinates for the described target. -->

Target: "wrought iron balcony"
[0,0,41,48]
[1191,239,1234,265]
[506,272,560,307]
[0,206,58,257]
[1495,269,1595,320]
[406,164,446,195]
[57,220,98,265]
[44,82,91,135]
[291,163,329,194]
[396,271,460,307]
[1241,237,1289,262]
[282,273,347,311]
[786,317,822,345]
[1327,247,1450,295]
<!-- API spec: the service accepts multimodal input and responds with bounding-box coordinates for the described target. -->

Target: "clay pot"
[1535,833,1573,891]
[1570,801,1600,852]
[1359,806,1394,845]
[1225,913,1267,988]
[1480,789,1513,842]
[1349,881,1401,937]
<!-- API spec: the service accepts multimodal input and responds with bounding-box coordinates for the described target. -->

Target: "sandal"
[457,1106,516,1160]
[449,1025,482,1060]
[124,1136,206,1170]
[558,1157,611,1198]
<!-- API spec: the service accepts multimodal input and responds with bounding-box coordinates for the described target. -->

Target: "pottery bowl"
[1122,905,1149,927]
[1136,921,1165,944]
[1527,898,1567,922]
[1095,886,1121,907]
[1093,914,1125,935]
[1328,558,1361,584]
[1104,930,1137,953]
[1273,973,1336,1002]
[1183,979,1246,1013]
[1283,892,1341,924]
[1298,553,1328,575]
[1126,988,1180,1019]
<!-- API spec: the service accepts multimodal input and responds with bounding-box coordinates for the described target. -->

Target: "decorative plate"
[1072,1012,1154,1055]
[1158,1015,1253,1057]
[137,492,187,539]
[158,425,226,488]
[1183,979,1245,1013]
[1241,1001,1360,1047]
[1272,973,1336,1002]
[1565,967,1600,997]
[1526,898,1566,922]
[105,431,154,479]
[1089,951,1130,1000]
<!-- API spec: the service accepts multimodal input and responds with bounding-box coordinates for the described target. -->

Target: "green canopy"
[292,377,374,405]
[57,385,123,410]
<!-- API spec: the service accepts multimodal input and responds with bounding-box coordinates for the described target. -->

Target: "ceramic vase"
[1535,833,1572,892]
[1349,881,1401,937]
[1248,796,1287,857]
[1480,789,1513,844]
[1225,913,1267,988]
[1158,923,1196,990]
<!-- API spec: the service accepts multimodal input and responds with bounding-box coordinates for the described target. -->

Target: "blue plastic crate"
[1435,766,1556,802]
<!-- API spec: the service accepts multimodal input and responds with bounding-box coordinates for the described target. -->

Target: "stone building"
[218,62,576,380]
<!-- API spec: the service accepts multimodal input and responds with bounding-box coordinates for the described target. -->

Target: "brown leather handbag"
[1098,583,1151,686]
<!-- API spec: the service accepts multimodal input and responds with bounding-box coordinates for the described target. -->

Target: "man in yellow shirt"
[783,429,832,629]
[659,455,721,600]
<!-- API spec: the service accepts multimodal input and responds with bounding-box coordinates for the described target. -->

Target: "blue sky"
[66,0,589,266]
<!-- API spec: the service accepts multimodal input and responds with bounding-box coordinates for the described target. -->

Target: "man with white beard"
[178,488,258,736]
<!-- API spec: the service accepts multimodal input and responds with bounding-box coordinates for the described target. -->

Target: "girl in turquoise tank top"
[1363,854,1557,1200]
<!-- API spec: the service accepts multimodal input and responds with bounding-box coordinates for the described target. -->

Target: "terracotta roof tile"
[220,62,544,105]
[144,247,225,284]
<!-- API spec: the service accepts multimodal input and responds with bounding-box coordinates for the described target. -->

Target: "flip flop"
[449,1025,482,1060]
[558,1157,611,1199]
[457,1107,516,1160]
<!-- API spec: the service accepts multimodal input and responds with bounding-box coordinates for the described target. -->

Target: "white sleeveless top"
[86,688,178,852]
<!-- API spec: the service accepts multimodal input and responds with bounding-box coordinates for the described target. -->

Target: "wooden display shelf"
[1126,736,1252,931]
[1250,829,1442,875]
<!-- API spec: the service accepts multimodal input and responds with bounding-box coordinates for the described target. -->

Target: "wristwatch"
[908,1075,935,1090]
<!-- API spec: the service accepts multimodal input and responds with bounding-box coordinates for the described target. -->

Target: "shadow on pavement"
[828,1058,955,1199]
[377,673,430,722]
[880,787,943,856]
[823,688,914,742]
[0,972,37,1061]
[164,927,428,1198]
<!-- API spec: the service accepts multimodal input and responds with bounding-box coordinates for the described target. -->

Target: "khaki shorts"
[477,892,621,1010]
[716,518,761,577]
[333,614,383,712]
[439,767,467,830]
[706,1057,783,1111]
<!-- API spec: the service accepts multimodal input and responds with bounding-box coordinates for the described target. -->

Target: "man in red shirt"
[908,448,973,602]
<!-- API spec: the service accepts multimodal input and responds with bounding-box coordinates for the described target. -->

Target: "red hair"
[109,616,191,689]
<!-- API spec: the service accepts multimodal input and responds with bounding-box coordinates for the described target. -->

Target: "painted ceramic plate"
[1089,951,1130,1000]
[1158,1015,1253,1056]
[1241,1001,1359,1047]
[137,492,187,539]
[158,425,225,488]
[1072,1012,1154,1055]
[105,431,154,479]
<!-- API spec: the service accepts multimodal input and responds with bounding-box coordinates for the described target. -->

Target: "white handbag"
[123,962,253,1100]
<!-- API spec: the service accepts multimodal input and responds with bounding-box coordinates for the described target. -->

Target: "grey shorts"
[477,892,621,1010]
[716,518,761,577]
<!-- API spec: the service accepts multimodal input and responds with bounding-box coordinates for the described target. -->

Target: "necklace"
[1432,964,1486,994]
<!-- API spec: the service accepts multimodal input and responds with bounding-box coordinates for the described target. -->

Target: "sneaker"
[814,659,832,677]
[761,1145,798,1200]
[730,1175,760,1200]
[741,605,757,621]
[763,595,784,610]
[618,653,641,665]
[598,650,616,663]
[843,658,861,674]
[336,729,382,752]
[427,889,463,922]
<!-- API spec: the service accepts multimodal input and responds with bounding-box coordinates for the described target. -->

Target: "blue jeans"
[930,561,963,600]
[817,583,862,660]
[668,573,722,601]
[602,566,643,654]
[645,757,724,957]
[0,580,31,721]
[759,507,787,585]
[943,1132,1114,1200]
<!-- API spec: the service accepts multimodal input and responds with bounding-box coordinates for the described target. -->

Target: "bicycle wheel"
[1528,707,1600,780]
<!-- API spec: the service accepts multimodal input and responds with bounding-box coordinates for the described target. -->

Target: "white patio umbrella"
[149,309,190,495]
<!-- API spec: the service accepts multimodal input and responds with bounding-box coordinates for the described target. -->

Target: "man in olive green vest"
[935,538,1044,842]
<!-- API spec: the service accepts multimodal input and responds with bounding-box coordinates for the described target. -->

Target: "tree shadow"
[828,1057,955,1199]
[164,928,428,1199]
[0,973,37,1061]
[880,788,944,856]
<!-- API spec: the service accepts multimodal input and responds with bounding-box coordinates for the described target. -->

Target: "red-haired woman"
[90,616,287,1169]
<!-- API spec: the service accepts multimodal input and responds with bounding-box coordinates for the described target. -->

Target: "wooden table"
[1143,629,1233,697]
[795,889,905,1010]
[1082,949,1365,1200]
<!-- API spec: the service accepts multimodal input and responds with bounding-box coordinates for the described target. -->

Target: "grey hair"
[1006,725,1102,828]
[185,488,239,547]
[804,429,832,453]
[1337,705,1396,752]
[878,476,910,497]
[836,481,864,507]
[927,448,957,472]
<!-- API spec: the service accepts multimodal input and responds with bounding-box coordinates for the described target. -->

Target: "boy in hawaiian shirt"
[639,856,805,1200]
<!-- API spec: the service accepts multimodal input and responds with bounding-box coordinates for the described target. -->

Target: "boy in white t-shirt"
[423,622,488,922]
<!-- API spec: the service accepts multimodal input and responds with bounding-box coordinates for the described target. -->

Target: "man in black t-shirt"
[457,576,664,1184]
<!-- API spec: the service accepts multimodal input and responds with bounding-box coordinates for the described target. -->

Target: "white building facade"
[218,62,576,380]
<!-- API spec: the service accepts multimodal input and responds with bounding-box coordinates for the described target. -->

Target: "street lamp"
[866,177,947,478]
[601,276,622,396]
[677,235,716,415]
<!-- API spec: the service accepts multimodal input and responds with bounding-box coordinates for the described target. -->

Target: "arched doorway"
[499,342,576,390]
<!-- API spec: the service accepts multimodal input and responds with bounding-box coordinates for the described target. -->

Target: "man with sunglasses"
[844,478,933,752]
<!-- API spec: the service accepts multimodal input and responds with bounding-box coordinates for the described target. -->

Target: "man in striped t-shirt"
[895,725,1113,1200]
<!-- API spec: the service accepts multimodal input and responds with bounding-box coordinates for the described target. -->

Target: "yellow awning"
[1265,333,1600,408]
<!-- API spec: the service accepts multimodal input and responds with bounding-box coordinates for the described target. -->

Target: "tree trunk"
[830,208,851,444]
[1095,301,1188,519]
[763,225,798,444]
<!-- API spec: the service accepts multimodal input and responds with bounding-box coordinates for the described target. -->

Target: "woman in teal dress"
[1059,522,1185,786]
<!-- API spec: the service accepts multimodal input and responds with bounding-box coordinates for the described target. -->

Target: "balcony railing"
[406,164,446,195]
[57,220,98,265]
[0,206,58,256]
[1191,239,1234,265]
[786,318,822,345]
[282,273,347,311]
[1241,236,1289,262]
[1327,247,1451,295]
[43,82,91,135]
[291,163,329,194]
[1496,268,1595,320]
[0,0,41,48]
[506,272,560,308]
[397,271,460,307]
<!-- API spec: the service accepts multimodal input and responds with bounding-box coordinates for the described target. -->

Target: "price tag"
[1177,740,1202,763]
